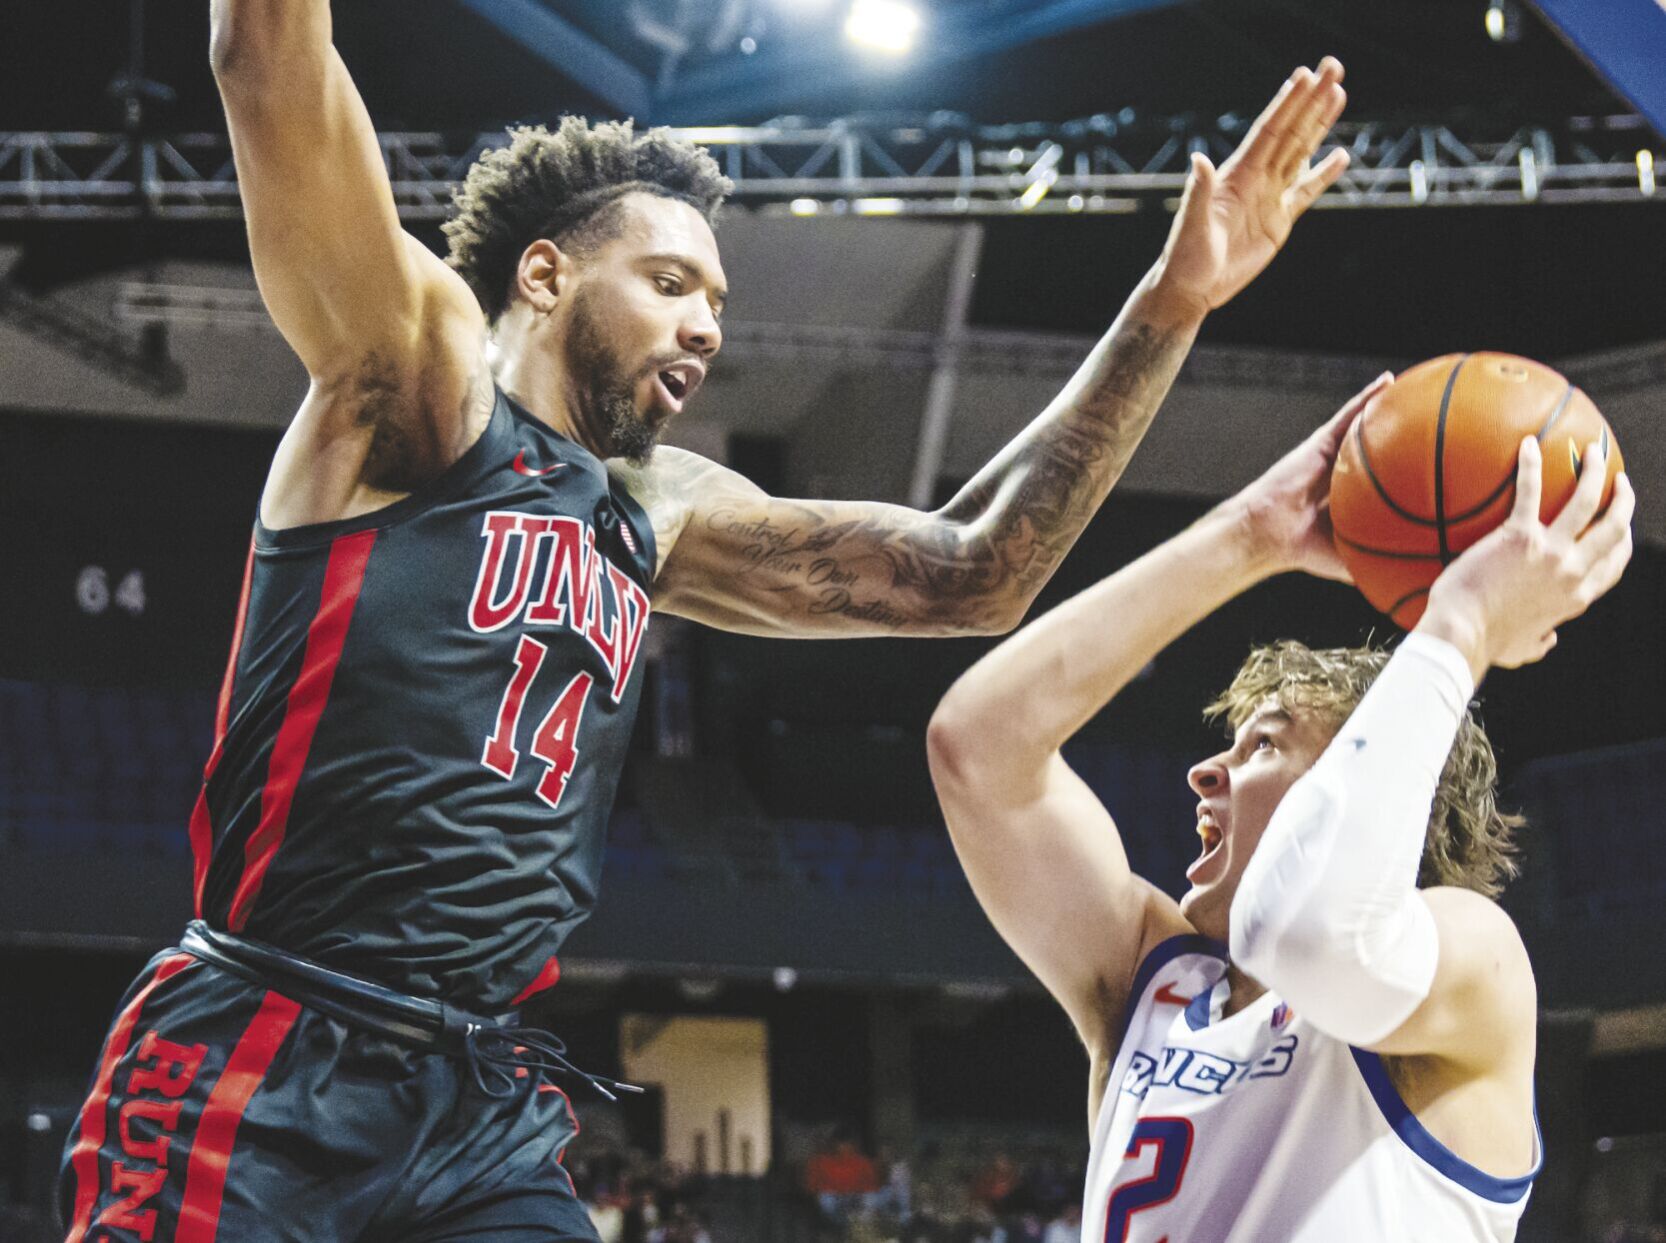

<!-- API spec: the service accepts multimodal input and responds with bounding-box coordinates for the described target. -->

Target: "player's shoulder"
[606,446,725,579]
[1094,899,1224,1057]
[1421,885,1537,1007]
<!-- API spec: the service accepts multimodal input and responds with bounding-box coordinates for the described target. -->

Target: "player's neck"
[488,320,599,456]
[1221,962,1268,1019]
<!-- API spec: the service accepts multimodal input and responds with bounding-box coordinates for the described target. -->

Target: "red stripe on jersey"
[540,1080,580,1193]
[190,538,257,917]
[510,954,562,1005]
[65,954,197,1243]
[227,529,376,932]
[175,990,302,1243]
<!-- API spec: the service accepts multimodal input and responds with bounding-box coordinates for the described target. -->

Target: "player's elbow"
[975,604,1024,637]
[209,2,323,85]
[925,694,992,792]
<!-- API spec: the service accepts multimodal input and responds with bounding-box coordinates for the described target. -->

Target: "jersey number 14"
[481,635,594,809]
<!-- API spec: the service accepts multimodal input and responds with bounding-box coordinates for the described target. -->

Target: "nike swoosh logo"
[512,450,566,478]
[1153,984,1191,1007]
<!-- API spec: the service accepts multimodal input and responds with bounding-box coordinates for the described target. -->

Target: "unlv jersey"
[187,388,655,1010]
[1084,936,1540,1243]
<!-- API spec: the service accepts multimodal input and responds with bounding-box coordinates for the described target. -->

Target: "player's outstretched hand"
[1155,57,1350,315]
[1234,372,1393,583]
[1422,436,1635,671]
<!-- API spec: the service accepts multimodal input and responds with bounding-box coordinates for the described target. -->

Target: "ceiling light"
[845,0,922,54]
[1485,0,1521,43]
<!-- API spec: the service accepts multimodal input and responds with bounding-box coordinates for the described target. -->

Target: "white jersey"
[1084,936,1540,1243]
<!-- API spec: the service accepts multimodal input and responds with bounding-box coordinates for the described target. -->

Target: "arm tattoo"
[643,311,1194,635]
[863,317,1192,631]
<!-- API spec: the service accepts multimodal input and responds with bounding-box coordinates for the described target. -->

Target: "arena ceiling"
[2,0,1634,133]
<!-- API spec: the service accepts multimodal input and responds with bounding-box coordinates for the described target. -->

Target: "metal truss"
[108,281,1400,394]
[2,114,1661,221]
[113,280,1666,398]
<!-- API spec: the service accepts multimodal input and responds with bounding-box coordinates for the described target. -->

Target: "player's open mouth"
[653,362,704,415]
[1186,813,1225,882]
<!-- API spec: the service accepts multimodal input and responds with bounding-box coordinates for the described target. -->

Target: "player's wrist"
[1414,590,1492,685]
[1137,262,1213,326]
[1200,496,1288,585]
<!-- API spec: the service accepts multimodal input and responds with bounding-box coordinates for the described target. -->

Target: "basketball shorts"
[58,928,599,1242]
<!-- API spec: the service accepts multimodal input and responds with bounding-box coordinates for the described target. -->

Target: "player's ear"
[514,239,574,316]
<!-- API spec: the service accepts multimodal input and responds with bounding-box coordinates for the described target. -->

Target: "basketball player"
[928,386,1635,1241]
[58,1,1356,1237]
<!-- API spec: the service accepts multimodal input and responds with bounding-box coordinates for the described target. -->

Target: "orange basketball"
[1329,352,1623,628]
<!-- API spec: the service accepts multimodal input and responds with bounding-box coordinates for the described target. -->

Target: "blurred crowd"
[570,1147,715,1243]
[800,1134,1086,1243]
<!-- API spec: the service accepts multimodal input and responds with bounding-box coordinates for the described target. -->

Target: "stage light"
[789,198,822,215]
[1485,0,1521,43]
[845,0,922,54]
[853,197,906,214]
[1640,149,1657,196]
[1016,170,1055,210]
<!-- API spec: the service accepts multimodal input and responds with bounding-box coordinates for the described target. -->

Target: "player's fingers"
[1314,369,1390,440]
[1582,527,1634,607]
[1274,76,1346,183]
[1575,470,1635,562]
[1549,438,1609,538]
[1270,60,1343,164]
[1509,436,1542,524]
[1172,151,1216,234]
[1287,147,1350,217]
[1573,475,1634,595]
[1235,67,1315,171]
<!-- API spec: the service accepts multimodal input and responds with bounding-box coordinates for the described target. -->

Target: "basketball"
[1329,352,1624,628]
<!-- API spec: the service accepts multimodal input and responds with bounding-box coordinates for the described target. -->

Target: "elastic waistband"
[178,921,639,1101]
[179,920,507,1053]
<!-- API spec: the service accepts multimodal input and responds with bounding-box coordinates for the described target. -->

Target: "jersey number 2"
[1104,1116,1193,1243]
[482,636,594,809]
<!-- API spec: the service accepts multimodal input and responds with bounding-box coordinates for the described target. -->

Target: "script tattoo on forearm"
[817,318,1191,632]
[637,314,1191,635]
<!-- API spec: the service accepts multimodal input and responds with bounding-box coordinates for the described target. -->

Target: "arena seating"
[6,678,1663,921]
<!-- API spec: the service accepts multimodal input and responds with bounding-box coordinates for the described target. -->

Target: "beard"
[566,289,663,465]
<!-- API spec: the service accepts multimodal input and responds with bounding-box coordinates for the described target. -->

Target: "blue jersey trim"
[1118,933,1228,1049]
[1183,984,1215,1031]
[1349,1047,1542,1203]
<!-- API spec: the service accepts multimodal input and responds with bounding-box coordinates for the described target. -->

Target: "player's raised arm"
[629,59,1351,638]
[1230,437,1635,1068]
[211,0,486,515]
[925,378,1389,1064]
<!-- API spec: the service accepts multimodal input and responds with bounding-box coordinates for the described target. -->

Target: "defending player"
[60,2,1354,1238]
[928,387,1635,1241]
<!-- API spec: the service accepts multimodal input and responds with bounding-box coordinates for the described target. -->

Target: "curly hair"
[1204,640,1523,898]
[444,117,733,322]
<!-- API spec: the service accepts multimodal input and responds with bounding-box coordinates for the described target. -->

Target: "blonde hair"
[1204,640,1523,897]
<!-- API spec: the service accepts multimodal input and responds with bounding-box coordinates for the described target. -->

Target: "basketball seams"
[1352,414,1443,528]
[1332,354,1617,631]
[1431,354,1469,566]
[1442,380,1571,526]
[1334,536,1444,562]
